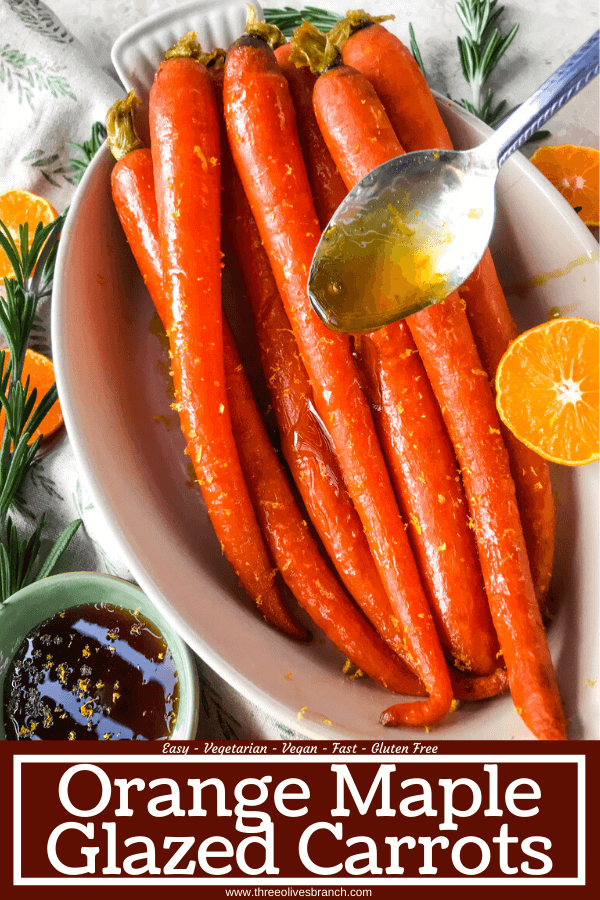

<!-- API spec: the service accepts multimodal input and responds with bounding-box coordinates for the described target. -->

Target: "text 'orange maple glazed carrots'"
[106,91,448,694]
[338,11,555,605]
[145,47,305,639]
[305,37,564,740]
[224,31,454,726]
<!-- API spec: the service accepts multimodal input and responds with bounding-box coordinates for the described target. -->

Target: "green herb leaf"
[408,23,426,78]
[263,6,342,39]
[0,515,82,601]
[69,120,107,185]
[0,200,78,602]
[454,0,518,125]
[35,519,82,582]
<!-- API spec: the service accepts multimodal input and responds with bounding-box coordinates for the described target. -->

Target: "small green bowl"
[0,572,199,741]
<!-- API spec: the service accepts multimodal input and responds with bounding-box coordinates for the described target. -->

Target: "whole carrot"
[340,12,555,605]
[210,59,414,670]
[146,49,304,638]
[225,32,454,726]
[309,53,565,740]
[292,28,499,676]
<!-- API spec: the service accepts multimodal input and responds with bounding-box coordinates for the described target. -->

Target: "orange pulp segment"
[0,348,63,444]
[0,190,58,279]
[529,145,599,227]
[495,317,599,466]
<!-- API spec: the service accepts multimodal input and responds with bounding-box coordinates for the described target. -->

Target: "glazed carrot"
[275,43,347,227]
[310,57,565,739]
[208,59,413,669]
[459,257,556,604]
[146,54,304,638]
[340,13,555,605]
[225,33,454,726]
[292,33,499,676]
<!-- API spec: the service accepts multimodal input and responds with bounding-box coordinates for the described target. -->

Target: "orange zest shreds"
[0,349,63,443]
[495,317,599,466]
[0,190,58,279]
[529,145,599,227]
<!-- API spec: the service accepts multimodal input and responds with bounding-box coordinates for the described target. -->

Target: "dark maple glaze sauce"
[3,603,179,740]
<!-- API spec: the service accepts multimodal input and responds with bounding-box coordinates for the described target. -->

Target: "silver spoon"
[308,30,599,334]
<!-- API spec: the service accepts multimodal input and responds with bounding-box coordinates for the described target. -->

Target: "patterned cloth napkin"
[0,0,296,740]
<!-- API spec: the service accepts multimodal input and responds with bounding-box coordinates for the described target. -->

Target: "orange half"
[496,317,599,466]
[0,348,63,444]
[530,144,599,227]
[0,190,58,279]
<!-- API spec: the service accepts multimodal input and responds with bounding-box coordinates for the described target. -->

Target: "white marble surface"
[46,0,599,156]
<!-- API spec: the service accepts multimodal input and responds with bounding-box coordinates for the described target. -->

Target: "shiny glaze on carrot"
[223,325,430,694]
[459,256,556,605]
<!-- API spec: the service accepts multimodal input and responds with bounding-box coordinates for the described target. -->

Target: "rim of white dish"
[111,0,261,87]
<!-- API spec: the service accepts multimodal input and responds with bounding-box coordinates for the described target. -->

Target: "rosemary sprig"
[69,121,107,185]
[456,0,518,116]
[409,0,519,127]
[263,5,341,39]
[0,215,81,602]
[409,23,426,79]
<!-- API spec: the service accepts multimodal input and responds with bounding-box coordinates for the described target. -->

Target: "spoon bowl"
[308,145,498,333]
[309,30,599,333]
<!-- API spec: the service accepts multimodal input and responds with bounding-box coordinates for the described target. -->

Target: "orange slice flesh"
[0,349,63,444]
[496,317,599,466]
[529,145,599,228]
[0,190,58,279]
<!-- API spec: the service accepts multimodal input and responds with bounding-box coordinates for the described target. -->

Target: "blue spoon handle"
[487,31,599,168]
